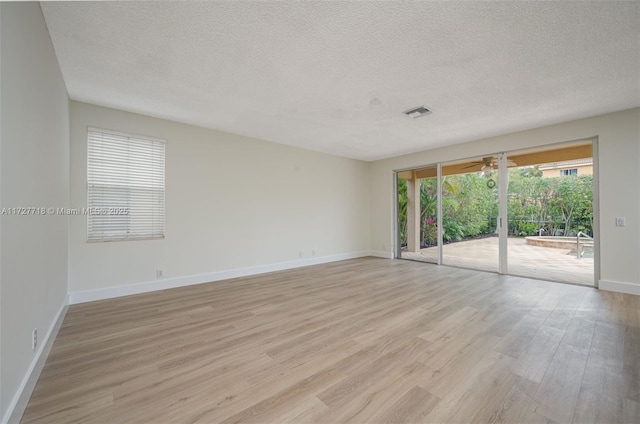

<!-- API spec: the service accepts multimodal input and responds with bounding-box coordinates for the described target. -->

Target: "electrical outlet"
[298,251,302,258]
[312,250,316,256]
[615,217,626,227]
[156,269,164,278]
[32,328,37,351]
[382,244,386,250]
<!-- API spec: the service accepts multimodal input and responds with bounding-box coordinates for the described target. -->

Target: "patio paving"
[401,236,594,286]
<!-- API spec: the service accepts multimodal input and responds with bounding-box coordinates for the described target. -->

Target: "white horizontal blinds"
[87,129,165,242]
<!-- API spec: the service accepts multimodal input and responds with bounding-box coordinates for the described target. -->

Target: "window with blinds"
[87,128,165,242]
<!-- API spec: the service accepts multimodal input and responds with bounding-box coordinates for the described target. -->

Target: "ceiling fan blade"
[461,163,481,169]
[488,158,518,167]
[459,158,517,170]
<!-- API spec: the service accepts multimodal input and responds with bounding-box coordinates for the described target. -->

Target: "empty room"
[1,1,639,423]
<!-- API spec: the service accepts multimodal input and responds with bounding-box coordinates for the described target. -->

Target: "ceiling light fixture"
[404,106,432,118]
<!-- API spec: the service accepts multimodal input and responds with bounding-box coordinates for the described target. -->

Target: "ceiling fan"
[461,156,517,175]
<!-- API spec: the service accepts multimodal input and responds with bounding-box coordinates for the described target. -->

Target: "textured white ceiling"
[41,1,640,161]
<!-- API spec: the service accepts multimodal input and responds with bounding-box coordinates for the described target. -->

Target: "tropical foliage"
[397,167,593,247]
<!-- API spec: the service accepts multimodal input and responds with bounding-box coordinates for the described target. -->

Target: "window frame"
[86,127,166,243]
[560,168,578,176]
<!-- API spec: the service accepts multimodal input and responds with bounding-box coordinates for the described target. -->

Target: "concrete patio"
[401,237,594,286]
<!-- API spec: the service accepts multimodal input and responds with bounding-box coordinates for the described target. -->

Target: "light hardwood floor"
[21,258,640,423]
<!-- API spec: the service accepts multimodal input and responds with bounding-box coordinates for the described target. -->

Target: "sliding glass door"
[440,156,500,273]
[396,166,439,264]
[506,143,595,286]
[395,140,596,287]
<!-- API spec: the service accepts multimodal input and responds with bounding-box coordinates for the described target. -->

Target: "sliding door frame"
[592,138,600,288]
[436,163,443,265]
[498,153,509,274]
[392,138,599,288]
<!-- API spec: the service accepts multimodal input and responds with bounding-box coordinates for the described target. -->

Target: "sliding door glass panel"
[441,157,499,272]
[397,166,438,264]
[506,143,595,286]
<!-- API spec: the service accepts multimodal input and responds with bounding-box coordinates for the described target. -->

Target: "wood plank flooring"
[21,258,640,423]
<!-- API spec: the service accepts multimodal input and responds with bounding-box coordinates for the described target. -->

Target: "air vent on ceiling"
[404,106,432,118]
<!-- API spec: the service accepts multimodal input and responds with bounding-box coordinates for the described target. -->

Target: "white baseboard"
[69,251,372,304]
[3,294,69,424]
[599,279,640,296]
[369,250,393,259]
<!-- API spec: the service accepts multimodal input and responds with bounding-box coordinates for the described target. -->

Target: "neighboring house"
[538,158,593,177]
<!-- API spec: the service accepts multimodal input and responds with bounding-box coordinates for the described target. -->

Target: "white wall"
[0,2,69,421]
[0,3,4,415]
[370,108,640,292]
[69,102,370,297]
